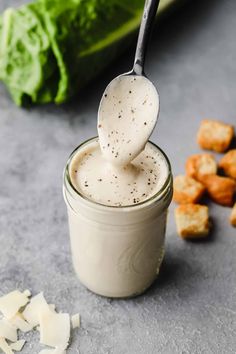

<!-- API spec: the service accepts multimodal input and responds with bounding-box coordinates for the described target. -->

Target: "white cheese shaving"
[0,290,29,319]
[0,320,17,342]
[10,313,33,332]
[14,312,25,320]
[0,337,13,354]
[9,339,26,351]
[39,348,66,354]
[71,314,80,329]
[39,309,70,350]
[49,304,56,312]
[54,348,66,354]
[0,289,80,353]
[23,292,50,327]
[23,290,31,298]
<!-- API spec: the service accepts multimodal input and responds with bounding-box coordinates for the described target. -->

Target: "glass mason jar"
[63,137,173,298]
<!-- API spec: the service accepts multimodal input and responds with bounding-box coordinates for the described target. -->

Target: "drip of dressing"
[70,139,168,206]
[97,75,159,166]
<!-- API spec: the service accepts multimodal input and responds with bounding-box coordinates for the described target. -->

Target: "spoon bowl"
[98,74,159,166]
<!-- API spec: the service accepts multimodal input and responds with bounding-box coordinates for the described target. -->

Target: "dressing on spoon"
[98,75,159,166]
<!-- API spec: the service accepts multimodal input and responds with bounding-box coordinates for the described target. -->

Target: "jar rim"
[64,137,172,211]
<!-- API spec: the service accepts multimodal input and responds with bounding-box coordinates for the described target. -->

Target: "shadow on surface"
[127,253,193,301]
[229,135,236,150]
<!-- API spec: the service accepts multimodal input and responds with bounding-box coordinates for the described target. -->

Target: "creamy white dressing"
[98,75,159,166]
[70,75,163,206]
[70,139,168,206]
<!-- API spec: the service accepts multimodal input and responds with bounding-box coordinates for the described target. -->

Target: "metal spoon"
[98,0,160,166]
[133,0,161,76]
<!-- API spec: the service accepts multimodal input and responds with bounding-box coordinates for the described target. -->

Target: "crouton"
[173,175,205,204]
[201,175,236,206]
[186,153,217,181]
[219,149,236,179]
[197,120,234,153]
[230,203,236,227]
[175,204,210,239]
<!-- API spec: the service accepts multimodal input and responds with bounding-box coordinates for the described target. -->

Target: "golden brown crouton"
[201,175,236,206]
[219,149,236,179]
[173,175,205,204]
[197,120,234,153]
[175,204,210,239]
[230,203,236,226]
[186,153,217,181]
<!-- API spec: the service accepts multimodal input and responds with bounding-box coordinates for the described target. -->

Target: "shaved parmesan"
[10,313,33,332]
[54,348,66,354]
[23,290,31,298]
[39,349,66,354]
[0,289,80,353]
[10,339,26,351]
[53,348,66,354]
[14,312,25,320]
[0,320,17,342]
[39,309,70,350]
[23,293,50,327]
[0,291,29,319]
[71,314,80,329]
[0,338,13,354]
[49,304,56,312]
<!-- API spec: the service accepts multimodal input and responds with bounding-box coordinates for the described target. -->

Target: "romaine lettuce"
[0,0,176,106]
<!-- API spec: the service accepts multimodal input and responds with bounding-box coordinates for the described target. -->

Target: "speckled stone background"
[0,0,236,353]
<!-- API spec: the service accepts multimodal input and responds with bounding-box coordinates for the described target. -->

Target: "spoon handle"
[133,0,160,75]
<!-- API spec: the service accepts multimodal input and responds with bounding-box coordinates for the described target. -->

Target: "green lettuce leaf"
[0,0,176,106]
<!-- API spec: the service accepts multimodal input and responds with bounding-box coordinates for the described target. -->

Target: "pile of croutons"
[174,119,236,239]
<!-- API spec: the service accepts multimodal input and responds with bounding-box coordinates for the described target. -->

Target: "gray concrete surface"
[0,0,236,353]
